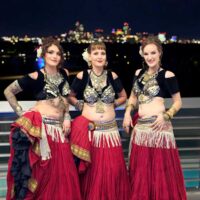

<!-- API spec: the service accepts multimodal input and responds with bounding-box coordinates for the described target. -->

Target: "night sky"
[0,0,200,38]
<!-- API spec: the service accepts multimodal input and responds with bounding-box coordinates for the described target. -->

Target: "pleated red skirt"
[79,119,131,200]
[24,136,82,200]
[25,135,81,200]
[6,112,81,200]
[129,119,187,200]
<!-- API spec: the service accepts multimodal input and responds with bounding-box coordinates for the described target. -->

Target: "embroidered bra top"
[17,68,70,100]
[71,70,123,104]
[132,68,179,104]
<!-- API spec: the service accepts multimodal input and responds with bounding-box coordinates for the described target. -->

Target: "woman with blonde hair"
[69,42,130,200]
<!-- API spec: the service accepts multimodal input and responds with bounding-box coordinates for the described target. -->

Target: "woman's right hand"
[62,119,71,136]
[123,114,133,134]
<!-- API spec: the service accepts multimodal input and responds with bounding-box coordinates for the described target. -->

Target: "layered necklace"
[43,67,66,109]
[140,67,160,85]
[44,68,63,87]
[90,69,107,92]
[137,67,160,104]
[90,69,107,113]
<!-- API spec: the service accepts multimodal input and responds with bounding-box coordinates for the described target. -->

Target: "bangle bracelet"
[64,112,71,121]
[125,103,135,111]
[75,100,84,111]
[15,105,23,116]
[163,112,170,121]
[16,105,22,112]
[167,106,177,118]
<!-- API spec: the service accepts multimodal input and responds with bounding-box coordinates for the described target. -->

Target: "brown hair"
[41,37,64,69]
[141,36,163,70]
[86,42,107,68]
[87,42,106,54]
[141,36,163,57]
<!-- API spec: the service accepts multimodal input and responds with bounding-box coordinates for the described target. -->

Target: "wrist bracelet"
[163,112,171,121]
[167,106,177,118]
[64,112,71,121]
[16,105,22,112]
[75,100,84,111]
[15,105,23,116]
[125,103,135,111]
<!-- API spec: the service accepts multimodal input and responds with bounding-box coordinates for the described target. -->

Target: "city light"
[0,21,199,44]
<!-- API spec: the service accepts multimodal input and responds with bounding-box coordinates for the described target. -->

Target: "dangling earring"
[88,61,92,67]
[105,61,108,67]
[87,54,92,67]
[87,58,92,67]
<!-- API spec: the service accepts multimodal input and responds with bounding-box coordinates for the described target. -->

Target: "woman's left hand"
[62,120,71,136]
[151,113,166,132]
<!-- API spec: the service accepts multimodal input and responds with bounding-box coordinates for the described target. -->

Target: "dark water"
[0,41,200,100]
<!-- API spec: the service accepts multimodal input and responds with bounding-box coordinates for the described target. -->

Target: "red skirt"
[71,117,130,200]
[129,118,187,200]
[6,111,81,200]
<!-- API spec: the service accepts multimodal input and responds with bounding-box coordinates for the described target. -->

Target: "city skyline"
[0,0,200,38]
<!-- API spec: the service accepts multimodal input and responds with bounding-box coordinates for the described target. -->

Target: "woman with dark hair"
[123,36,187,200]
[69,42,130,200]
[4,37,81,200]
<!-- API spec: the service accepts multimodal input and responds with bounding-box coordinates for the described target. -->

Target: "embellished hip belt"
[42,116,61,127]
[137,116,157,124]
[88,120,117,131]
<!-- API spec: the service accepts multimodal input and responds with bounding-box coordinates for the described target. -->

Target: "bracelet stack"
[15,105,23,116]
[163,106,177,121]
[75,100,84,111]
[64,112,71,121]
[125,103,135,111]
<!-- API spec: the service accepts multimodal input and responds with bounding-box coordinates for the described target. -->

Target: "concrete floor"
[187,191,200,200]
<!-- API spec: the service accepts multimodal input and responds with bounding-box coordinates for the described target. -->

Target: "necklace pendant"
[96,100,105,113]
[139,94,145,102]
[142,73,150,84]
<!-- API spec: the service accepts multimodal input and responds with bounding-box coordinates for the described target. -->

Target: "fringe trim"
[131,122,176,149]
[92,127,121,148]
[39,122,65,160]
[44,123,65,143]
[39,122,51,160]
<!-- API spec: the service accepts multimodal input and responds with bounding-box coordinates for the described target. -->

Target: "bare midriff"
[82,103,116,122]
[138,97,165,118]
[33,96,67,119]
